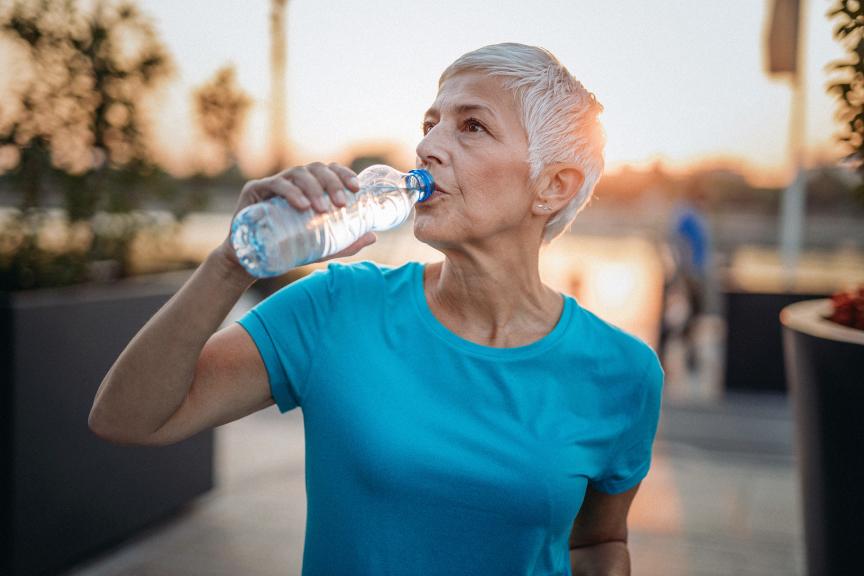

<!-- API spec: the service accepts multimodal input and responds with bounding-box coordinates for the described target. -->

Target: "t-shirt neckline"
[411,261,574,360]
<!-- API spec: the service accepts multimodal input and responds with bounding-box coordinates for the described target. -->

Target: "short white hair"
[440,43,605,245]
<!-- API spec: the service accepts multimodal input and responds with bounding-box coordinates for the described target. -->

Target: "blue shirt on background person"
[671,201,711,278]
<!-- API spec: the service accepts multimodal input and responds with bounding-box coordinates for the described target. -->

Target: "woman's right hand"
[213,161,378,279]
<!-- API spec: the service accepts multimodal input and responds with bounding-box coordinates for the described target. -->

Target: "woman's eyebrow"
[424,103,497,120]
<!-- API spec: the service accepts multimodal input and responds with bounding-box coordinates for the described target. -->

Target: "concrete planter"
[781,299,864,576]
[1,272,214,576]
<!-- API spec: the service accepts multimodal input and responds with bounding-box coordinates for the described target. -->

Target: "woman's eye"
[465,118,486,133]
[422,119,486,135]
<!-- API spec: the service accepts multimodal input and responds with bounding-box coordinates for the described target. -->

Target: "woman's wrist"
[207,241,257,290]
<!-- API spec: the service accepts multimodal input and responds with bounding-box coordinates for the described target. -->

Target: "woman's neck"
[423,252,562,347]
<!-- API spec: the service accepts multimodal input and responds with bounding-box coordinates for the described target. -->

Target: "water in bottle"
[231,164,434,277]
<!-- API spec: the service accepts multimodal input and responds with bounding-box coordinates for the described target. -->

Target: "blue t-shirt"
[237,260,664,576]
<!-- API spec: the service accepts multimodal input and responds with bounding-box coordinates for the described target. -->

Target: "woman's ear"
[535,165,584,210]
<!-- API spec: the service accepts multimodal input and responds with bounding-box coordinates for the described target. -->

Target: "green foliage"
[0,0,209,290]
[828,0,864,204]
[0,214,90,291]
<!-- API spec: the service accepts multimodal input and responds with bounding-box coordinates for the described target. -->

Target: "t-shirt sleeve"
[592,352,665,494]
[236,263,340,413]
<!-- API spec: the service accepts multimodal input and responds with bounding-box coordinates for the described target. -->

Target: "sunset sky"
[3,0,849,185]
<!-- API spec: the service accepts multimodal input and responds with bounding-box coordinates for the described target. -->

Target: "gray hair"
[440,43,605,245]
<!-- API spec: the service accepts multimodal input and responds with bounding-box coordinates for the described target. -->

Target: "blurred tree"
[349,152,394,175]
[828,0,864,205]
[193,65,252,174]
[0,0,192,289]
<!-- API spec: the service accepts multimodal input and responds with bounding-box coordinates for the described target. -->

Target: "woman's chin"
[412,217,449,245]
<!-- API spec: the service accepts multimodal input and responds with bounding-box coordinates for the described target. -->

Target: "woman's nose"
[416,126,446,167]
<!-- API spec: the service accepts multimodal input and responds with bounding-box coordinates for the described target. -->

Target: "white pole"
[270,0,288,171]
[779,0,807,290]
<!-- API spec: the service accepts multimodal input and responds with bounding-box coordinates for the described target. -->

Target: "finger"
[268,177,312,211]
[308,162,348,207]
[240,178,260,197]
[287,168,329,212]
[323,232,377,261]
[239,178,269,204]
[328,162,361,193]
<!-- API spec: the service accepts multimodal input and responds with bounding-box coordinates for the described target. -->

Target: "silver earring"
[536,204,552,211]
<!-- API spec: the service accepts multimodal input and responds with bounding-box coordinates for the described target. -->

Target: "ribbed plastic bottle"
[230,164,434,277]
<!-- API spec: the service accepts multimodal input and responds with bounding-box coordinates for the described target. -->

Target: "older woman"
[90,43,663,576]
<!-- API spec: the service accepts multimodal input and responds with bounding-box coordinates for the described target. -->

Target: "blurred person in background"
[662,181,711,373]
[89,43,663,576]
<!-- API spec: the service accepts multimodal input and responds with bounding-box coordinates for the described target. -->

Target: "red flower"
[829,285,864,330]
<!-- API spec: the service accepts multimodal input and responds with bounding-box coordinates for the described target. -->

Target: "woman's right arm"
[88,162,373,446]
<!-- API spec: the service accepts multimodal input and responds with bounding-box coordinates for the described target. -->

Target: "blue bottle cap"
[408,169,435,202]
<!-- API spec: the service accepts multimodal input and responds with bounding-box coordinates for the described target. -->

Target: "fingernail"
[350,177,360,189]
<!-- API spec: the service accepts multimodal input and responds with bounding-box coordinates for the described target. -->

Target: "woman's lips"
[419,189,446,205]
[417,182,449,204]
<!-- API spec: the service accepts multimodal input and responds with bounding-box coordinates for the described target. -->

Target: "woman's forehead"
[427,72,515,118]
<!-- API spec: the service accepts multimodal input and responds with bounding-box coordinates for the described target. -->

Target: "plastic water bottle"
[230,165,434,277]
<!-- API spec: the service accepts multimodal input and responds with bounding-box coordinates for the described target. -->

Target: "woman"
[89,43,663,576]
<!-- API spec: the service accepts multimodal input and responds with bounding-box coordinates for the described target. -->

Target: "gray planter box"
[781,299,864,576]
[1,271,214,576]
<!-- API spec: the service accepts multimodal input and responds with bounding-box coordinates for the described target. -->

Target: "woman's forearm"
[88,246,254,443]
[570,541,630,576]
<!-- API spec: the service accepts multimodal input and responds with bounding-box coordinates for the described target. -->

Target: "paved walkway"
[62,392,804,576]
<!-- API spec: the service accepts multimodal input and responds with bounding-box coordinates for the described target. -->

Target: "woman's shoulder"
[307,259,419,301]
[570,303,662,381]
[318,259,417,282]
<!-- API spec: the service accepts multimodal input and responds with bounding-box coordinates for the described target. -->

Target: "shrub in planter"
[0,1,252,290]
[0,0,195,288]
[827,284,864,330]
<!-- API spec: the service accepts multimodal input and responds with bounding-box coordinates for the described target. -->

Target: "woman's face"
[414,71,536,250]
